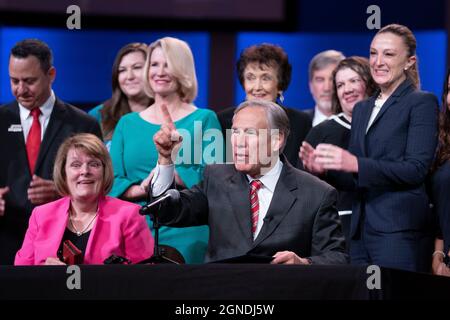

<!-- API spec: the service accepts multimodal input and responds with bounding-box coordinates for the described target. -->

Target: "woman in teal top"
[89,43,153,150]
[110,37,223,263]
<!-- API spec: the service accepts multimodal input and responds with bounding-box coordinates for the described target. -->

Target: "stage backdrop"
[234,31,447,110]
[0,27,210,108]
[0,27,446,111]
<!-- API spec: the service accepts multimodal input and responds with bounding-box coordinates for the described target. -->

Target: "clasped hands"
[271,251,311,265]
[299,142,358,174]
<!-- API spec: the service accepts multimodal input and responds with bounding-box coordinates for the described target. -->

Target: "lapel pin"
[8,124,23,132]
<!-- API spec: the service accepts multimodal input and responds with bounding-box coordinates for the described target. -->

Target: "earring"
[404,66,409,71]
[278,91,284,104]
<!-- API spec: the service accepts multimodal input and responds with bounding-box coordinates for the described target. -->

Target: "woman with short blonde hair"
[143,37,198,103]
[110,37,223,264]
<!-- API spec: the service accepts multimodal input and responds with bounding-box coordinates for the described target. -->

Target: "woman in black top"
[299,56,377,249]
[430,68,450,276]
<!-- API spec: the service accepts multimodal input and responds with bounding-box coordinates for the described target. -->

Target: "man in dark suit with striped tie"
[150,100,347,264]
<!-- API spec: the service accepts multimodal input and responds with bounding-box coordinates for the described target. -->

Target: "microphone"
[139,189,180,215]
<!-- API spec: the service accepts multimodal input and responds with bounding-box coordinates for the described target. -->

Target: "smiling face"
[65,148,104,203]
[118,51,146,99]
[369,32,416,92]
[243,62,279,102]
[148,46,179,97]
[335,67,367,118]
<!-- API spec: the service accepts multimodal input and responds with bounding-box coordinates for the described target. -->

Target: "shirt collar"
[19,90,55,121]
[312,106,330,126]
[247,158,283,193]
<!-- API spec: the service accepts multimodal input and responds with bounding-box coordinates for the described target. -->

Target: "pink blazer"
[15,196,154,265]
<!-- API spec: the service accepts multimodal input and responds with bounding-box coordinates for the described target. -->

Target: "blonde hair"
[143,37,198,103]
[53,133,113,197]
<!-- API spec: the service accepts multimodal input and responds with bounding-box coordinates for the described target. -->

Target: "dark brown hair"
[434,69,450,169]
[237,43,292,93]
[100,43,152,141]
[331,56,378,114]
[11,39,53,73]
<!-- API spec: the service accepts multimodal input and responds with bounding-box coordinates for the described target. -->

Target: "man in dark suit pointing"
[151,100,347,264]
[0,39,102,264]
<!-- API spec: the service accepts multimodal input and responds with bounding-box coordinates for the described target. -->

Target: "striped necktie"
[250,179,263,237]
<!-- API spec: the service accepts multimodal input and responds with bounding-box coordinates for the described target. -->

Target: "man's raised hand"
[153,104,183,165]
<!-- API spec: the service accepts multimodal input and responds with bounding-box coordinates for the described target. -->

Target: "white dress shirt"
[151,159,284,239]
[247,159,283,239]
[366,96,386,133]
[312,106,330,127]
[19,90,55,142]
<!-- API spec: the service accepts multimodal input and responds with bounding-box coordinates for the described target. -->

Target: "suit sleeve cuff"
[151,164,175,196]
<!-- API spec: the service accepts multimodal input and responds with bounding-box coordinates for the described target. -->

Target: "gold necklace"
[69,209,98,236]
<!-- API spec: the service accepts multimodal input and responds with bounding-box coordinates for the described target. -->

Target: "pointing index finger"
[160,104,181,142]
[161,104,175,130]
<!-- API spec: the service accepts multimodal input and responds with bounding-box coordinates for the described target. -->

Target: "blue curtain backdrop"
[0,27,446,110]
[0,27,210,108]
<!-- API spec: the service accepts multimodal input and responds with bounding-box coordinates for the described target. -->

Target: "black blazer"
[157,159,348,264]
[349,79,439,236]
[217,105,312,168]
[0,98,102,264]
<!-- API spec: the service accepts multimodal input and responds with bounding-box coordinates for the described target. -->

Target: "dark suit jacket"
[304,108,314,123]
[217,106,312,168]
[0,98,102,264]
[157,159,348,264]
[349,79,438,237]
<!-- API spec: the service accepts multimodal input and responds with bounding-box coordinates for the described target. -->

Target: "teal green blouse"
[109,108,223,263]
[88,104,112,150]
[88,104,103,123]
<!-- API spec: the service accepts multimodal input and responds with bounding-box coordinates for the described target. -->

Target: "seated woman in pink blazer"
[15,133,154,265]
